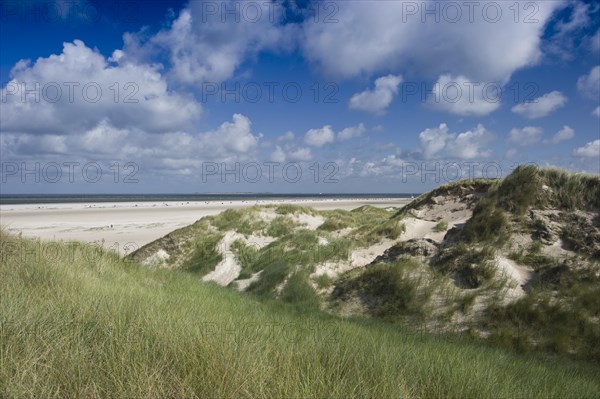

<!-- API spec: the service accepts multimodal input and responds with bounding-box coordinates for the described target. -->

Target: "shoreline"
[1,198,411,255]
[0,197,410,212]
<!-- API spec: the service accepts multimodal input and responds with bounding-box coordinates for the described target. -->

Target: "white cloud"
[277,131,295,142]
[0,40,201,136]
[349,75,402,115]
[545,1,594,58]
[287,147,313,162]
[428,74,501,116]
[419,123,494,159]
[304,123,368,147]
[573,140,600,158]
[508,127,544,146]
[270,145,312,162]
[338,123,366,141]
[511,91,567,119]
[304,125,335,147]
[544,125,575,144]
[590,28,600,52]
[124,1,295,86]
[577,65,600,99]
[593,106,600,118]
[446,125,494,159]
[419,124,451,159]
[1,114,261,168]
[271,146,286,162]
[554,0,591,35]
[200,114,259,155]
[301,1,563,82]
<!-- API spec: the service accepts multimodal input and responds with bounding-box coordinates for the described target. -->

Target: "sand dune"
[0,198,409,255]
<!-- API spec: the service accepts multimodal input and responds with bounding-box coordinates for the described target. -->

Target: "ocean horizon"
[0,193,419,205]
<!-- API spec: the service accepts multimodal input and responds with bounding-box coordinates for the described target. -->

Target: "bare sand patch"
[0,198,409,255]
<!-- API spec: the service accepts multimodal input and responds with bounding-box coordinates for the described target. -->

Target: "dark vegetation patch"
[332,261,430,321]
[433,243,496,288]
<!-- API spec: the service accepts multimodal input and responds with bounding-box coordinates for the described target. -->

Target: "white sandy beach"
[0,198,410,255]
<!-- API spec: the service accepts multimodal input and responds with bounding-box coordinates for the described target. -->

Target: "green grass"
[211,207,267,235]
[2,232,600,397]
[433,243,497,289]
[483,284,600,361]
[318,206,393,232]
[460,166,600,245]
[314,273,334,289]
[182,233,223,276]
[230,240,260,279]
[274,204,318,216]
[280,272,320,309]
[266,215,297,237]
[333,261,429,321]
[433,220,449,232]
[395,179,496,218]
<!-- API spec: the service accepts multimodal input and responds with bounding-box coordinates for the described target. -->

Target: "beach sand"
[0,198,410,255]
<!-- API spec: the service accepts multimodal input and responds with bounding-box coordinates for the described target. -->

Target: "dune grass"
[2,231,600,398]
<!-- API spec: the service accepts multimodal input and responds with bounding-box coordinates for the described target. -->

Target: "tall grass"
[2,232,600,397]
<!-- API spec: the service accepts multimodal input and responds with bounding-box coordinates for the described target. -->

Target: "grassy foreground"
[1,231,600,398]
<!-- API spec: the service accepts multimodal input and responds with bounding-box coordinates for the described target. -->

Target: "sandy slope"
[0,198,409,255]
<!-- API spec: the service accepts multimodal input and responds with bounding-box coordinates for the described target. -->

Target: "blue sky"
[1,0,599,194]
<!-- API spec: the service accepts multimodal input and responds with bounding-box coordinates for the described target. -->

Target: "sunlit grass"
[1,231,600,398]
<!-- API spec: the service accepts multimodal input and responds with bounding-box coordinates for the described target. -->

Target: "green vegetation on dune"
[2,231,600,398]
[332,166,600,362]
[394,178,496,218]
[183,233,223,276]
[461,166,600,244]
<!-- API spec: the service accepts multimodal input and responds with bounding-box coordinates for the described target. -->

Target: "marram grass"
[1,231,599,398]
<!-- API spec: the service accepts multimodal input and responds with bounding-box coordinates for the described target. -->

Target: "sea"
[0,193,418,205]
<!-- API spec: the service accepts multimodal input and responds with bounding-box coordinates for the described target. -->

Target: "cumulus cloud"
[124,1,295,86]
[349,75,402,115]
[1,114,261,168]
[0,40,201,136]
[590,28,600,52]
[545,0,594,58]
[270,145,312,162]
[287,147,313,162]
[338,123,366,141]
[573,140,600,157]
[544,126,575,144]
[427,74,501,116]
[446,125,495,159]
[121,1,563,87]
[199,114,259,156]
[301,1,563,82]
[271,146,286,162]
[304,123,368,147]
[508,127,544,146]
[419,123,494,159]
[511,91,567,119]
[577,65,600,99]
[304,125,335,147]
[419,124,451,159]
[593,106,600,117]
[277,131,295,142]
